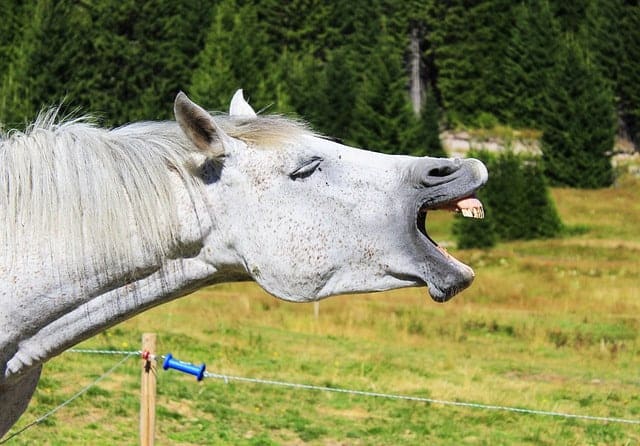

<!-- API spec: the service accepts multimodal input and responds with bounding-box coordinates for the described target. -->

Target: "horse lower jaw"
[428,270,475,303]
[422,243,476,302]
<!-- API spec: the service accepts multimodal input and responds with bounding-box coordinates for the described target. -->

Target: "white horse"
[0,90,487,436]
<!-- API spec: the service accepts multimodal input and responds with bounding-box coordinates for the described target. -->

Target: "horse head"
[175,90,488,303]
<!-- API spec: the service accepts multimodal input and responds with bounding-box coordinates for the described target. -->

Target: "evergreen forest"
[1,0,638,194]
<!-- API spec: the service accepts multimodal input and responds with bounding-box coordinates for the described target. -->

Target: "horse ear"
[174,91,228,159]
[229,89,257,118]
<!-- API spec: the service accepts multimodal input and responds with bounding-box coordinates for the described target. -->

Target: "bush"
[453,150,563,249]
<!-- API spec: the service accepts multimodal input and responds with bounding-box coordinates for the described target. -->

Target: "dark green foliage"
[190,0,248,110]
[0,1,29,78]
[133,0,212,121]
[454,150,562,248]
[350,19,416,153]
[551,0,591,32]
[191,0,278,111]
[0,0,635,189]
[0,1,47,127]
[582,0,624,86]
[617,4,640,147]
[0,0,211,127]
[583,0,640,148]
[501,0,561,127]
[485,152,562,240]
[293,47,358,141]
[432,0,515,124]
[540,38,616,188]
[453,202,497,249]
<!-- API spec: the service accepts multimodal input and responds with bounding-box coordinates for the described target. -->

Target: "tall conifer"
[433,0,515,125]
[350,18,414,154]
[321,47,358,139]
[618,4,640,148]
[0,0,47,127]
[501,0,561,127]
[541,38,616,188]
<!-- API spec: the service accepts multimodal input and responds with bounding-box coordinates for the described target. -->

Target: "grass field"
[4,174,640,445]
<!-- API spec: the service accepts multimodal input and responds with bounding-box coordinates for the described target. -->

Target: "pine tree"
[501,0,561,127]
[257,0,335,57]
[0,0,47,127]
[582,0,624,86]
[520,159,563,238]
[552,0,590,33]
[432,0,515,125]
[2,0,213,126]
[485,152,562,240]
[0,1,28,78]
[134,0,212,121]
[485,152,529,240]
[431,1,476,124]
[190,0,239,110]
[191,0,275,112]
[29,0,120,122]
[618,3,640,148]
[350,18,415,154]
[541,37,616,188]
[306,46,358,140]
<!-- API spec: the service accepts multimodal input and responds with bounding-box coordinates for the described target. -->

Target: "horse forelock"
[0,110,312,282]
[216,113,314,148]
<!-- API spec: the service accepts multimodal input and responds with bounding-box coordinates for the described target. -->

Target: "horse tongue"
[456,197,484,219]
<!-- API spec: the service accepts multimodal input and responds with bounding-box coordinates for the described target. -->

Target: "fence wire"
[68,348,640,426]
[0,352,136,444]
[3,346,638,444]
[203,370,640,425]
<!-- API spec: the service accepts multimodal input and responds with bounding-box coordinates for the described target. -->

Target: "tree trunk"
[409,27,422,116]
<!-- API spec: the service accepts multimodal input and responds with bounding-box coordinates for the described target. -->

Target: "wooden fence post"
[140,333,157,446]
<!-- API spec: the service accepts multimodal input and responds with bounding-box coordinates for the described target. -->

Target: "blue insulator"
[162,353,206,381]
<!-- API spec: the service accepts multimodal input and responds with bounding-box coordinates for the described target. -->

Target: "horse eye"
[289,157,323,180]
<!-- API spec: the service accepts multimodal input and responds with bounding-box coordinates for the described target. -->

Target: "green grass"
[4,175,640,445]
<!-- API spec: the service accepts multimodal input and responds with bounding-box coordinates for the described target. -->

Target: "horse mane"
[0,108,311,282]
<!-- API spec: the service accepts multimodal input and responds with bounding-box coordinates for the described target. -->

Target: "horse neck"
[1,123,220,381]
[2,243,220,383]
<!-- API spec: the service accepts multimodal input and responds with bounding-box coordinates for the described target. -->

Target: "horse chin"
[424,249,476,303]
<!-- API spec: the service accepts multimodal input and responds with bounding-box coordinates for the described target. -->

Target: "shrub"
[454,150,563,248]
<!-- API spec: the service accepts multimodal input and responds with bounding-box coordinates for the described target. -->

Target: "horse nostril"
[428,166,454,177]
[416,159,462,187]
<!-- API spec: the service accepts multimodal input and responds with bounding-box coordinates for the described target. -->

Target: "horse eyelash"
[289,157,323,180]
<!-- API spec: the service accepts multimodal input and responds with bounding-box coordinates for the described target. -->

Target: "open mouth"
[414,195,485,301]
[417,195,485,243]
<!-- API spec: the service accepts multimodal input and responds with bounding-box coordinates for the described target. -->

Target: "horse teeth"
[461,206,485,219]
